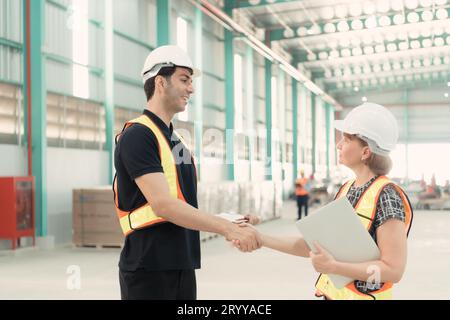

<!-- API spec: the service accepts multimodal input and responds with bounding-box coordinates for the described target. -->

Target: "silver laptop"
[296,197,380,288]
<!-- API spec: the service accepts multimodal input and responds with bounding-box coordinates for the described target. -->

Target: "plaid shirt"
[342,175,406,293]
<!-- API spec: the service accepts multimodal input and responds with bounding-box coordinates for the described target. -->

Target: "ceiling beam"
[300,45,450,69]
[312,60,450,85]
[325,59,449,80]
[268,7,450,41]
[293,33,450,63]
[328,77,448,96]
[324,69,449,96]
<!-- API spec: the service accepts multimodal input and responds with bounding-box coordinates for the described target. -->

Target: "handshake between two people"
[217,213,338,275]
[218,213,263,253]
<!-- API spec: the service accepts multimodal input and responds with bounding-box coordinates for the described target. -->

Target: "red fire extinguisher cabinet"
[0,177,35,250]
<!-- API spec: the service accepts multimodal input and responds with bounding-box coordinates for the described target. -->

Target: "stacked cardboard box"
[72,187,124,247]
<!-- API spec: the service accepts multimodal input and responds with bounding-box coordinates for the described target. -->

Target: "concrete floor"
[0,201,449,300]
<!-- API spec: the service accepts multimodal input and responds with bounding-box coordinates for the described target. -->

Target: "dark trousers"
[297,195,309,219]
[119,269,197,300]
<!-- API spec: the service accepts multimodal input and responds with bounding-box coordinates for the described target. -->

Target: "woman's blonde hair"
[344,133,393,175]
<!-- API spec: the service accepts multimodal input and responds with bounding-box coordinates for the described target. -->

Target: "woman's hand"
[244,214,261,225]
[309,241,337,274]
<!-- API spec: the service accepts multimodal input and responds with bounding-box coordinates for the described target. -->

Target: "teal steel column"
[224,2,234,181]
[300,86,306,164]
[105,0,114,183]
[311,92,316,175]
[246,45,255,180]
[264,57,272,180]
[325,103,331,179]
[292,78,298,183]
[279,71,286,180]
[24,0,47,237]
[157,0,170,46]
[194,7,203,179]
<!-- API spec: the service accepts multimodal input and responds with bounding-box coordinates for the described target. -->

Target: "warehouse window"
[114,107,141,136]
[46,93,104,150]
[0,82,24,145]
[72,0,89,99]
[286,143,293,163]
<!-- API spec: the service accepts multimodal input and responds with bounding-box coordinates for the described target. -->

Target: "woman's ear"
[361,146,372,161]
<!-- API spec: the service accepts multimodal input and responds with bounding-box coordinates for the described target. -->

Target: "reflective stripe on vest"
[113,115,188,236]
[315,175,413,300]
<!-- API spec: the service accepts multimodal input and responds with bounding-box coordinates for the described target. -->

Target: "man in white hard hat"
[113,45,261,300]
[254,102,413,300]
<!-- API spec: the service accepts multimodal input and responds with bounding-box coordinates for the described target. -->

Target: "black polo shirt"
[114,109,200,272]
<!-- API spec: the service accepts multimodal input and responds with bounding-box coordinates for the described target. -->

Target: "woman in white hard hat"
[248,102,413,300]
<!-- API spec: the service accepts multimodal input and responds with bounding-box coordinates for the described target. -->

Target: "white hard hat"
[334,102,399,156]
[141,45,201,84]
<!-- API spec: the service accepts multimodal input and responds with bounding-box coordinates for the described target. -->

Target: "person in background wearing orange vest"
[240,102,413,300]
[295,170,310,220]
[113,45,261,300]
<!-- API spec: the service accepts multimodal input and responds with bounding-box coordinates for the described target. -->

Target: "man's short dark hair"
[144,66,177,101]
[144,66,194,101]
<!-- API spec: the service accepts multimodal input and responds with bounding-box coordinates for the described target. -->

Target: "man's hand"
[309,241,337,274]
[226,223,262,252]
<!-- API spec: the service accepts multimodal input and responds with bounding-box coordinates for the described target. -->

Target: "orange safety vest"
[315,175,413,300]
[113,115,194,236]
[296,178,309,196]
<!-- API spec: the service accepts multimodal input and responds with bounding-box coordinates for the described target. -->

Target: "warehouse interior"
[0,0,449,300]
